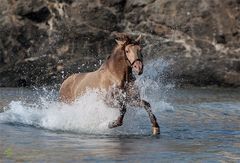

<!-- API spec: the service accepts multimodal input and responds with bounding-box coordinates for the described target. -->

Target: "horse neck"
[106,46,132,83]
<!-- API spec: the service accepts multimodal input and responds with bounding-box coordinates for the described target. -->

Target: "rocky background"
[0,0,239,87]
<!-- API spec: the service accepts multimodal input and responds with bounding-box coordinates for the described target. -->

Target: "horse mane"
[100,33,137,70]
[103,34,129,61]
[114,33,139,47]
[115,34,131,46]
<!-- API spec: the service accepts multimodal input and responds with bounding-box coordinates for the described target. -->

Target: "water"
[0,60,240,162]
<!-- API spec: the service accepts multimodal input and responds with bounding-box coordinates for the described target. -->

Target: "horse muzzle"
[132,60,143,75]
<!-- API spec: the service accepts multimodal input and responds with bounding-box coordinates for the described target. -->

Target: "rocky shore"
[0,0,239,87]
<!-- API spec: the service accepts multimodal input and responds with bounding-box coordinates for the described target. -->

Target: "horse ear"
[135,34,142,43]
[115,39,126,46]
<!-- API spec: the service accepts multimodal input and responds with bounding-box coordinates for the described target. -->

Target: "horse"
[59,34,160,135]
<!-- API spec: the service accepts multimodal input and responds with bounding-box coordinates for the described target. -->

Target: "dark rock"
[22,7,51,23]
[215,35,227,44]
[0,0,239,87]
[81,7,118,31]
[14,0,46,16]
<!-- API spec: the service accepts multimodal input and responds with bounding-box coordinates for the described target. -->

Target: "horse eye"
[126,50,129,53]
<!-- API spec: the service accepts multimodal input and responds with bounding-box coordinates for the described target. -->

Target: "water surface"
[0,87,240,162]
[0,59,240,162]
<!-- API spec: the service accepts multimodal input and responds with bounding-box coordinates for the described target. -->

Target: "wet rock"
[0,0,239,87]
[223,71,240,87]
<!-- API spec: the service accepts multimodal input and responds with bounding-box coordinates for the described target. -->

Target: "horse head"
[115,34,143,75]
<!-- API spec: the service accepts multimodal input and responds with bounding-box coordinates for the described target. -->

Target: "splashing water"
[0,59,172,135]
[136,58,173,101]
[0,91,120,134]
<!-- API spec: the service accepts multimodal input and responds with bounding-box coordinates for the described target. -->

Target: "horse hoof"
[108,121,122,128]
[152,127,160,135]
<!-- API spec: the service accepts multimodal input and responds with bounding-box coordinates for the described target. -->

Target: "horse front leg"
[139,100,160,135]
[108,104,126,128]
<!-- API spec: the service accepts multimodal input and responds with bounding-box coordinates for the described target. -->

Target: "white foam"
[0,91,121,134]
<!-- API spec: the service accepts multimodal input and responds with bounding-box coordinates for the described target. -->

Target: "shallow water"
[0,87,240,162]
[0,60,240,162]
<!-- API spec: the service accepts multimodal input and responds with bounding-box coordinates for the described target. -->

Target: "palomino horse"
[59,34,160,135]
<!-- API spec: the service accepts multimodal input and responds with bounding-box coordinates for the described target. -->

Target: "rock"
[215,35,227,44]
[21,7,51,23]
[0,0,239,87]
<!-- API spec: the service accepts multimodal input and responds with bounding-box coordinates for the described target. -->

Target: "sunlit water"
[0,60,240,162]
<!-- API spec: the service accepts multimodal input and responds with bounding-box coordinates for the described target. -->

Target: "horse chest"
[99,73,124,89]
[101,79,124,91]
